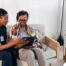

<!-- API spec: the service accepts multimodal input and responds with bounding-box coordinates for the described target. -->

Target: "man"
[0,8,29,66]
[10,10,46,66]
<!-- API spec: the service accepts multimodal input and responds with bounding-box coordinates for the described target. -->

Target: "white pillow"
[35,30,44,42]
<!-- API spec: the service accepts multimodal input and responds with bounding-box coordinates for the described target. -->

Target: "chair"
[0,24,61,66]
[18,24,61,66]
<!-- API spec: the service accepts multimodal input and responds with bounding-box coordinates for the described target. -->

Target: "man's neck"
[0,24,5,28]
[18,24,27,32]
[19,24,26,28]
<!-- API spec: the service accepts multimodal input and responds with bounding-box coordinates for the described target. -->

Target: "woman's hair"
[16,10,29,21]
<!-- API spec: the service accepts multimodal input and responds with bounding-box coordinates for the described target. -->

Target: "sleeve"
[8,25,18,39]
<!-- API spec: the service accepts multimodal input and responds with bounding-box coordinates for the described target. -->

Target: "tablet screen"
[23,37,35,44]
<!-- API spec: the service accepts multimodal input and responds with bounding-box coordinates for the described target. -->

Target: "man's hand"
[0,38,30,50]
[14,39,30,49]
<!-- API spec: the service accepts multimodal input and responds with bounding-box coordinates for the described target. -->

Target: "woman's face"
[18,15,28,27]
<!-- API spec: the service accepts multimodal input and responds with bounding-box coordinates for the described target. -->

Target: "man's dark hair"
[16,10,29,21]
[0,8,8,17]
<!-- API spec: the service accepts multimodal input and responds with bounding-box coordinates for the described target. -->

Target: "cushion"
[28,24,44,35]
[44,47,56,59]
[21,60,39,66]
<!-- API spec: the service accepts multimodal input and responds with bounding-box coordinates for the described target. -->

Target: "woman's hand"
[14,39,30,49]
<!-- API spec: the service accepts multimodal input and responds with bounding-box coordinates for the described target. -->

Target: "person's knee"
[33,48,45,58]
[19,49,27,60]
[19,49,35,61]
[24,50,35,61]
[0,51,12,60]
[27,50,35,58]
[6,52,12,59]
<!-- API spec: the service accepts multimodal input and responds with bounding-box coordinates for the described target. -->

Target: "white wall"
[0,0,62,39]
[57,0,66,40]
[62,0,66,38]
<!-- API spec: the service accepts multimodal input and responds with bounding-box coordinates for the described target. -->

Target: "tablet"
[23,36,35,44]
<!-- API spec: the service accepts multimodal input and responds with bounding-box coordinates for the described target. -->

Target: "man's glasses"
[19,19,27,22]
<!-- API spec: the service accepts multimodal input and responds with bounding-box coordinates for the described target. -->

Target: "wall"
[0,0,62,39]
[62,0,66,38]
[57,0,66,41]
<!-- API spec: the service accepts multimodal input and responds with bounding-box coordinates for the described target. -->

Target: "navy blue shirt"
[0,26,7,44]
[0,26,19,60]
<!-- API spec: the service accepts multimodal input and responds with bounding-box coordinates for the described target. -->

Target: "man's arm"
[0,38,29,50]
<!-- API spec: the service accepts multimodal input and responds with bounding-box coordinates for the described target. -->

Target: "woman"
[10,10,46,66]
